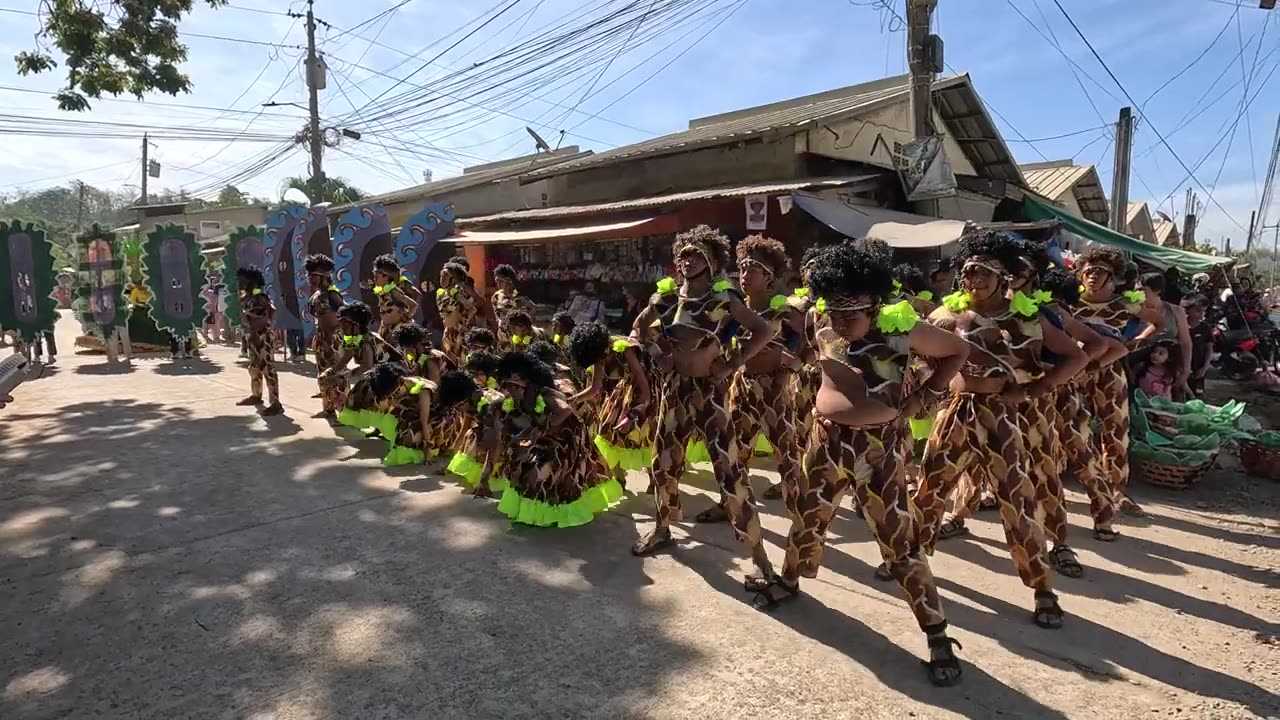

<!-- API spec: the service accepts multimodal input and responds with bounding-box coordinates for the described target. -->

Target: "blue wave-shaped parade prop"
[394,202,456,283]
[332,203,389,300]
[294,205,326,340]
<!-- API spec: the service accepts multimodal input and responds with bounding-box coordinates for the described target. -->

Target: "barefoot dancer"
[914,230,1085,630]
[701,234,805,517]
[1074,247,1163,517]
[235,266,284,416]
[306,254,345,419]
[567,321,656,492]
[437,259,482,363]
[373,254,419,336]
[324,302,402,431]
[448,350,509,496]
[750,242,968,686]
[629,225,776,583]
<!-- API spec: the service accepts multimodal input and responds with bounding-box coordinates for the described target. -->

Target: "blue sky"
[0,0,1275,248]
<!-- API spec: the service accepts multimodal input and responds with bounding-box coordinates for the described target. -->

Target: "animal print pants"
[1025,393,1069,546]
[246,330,279,403]
[915,392,1053,593]
[442,322,467,365]
[1057,378,1115,532]
[792,364,821,435]
[650,373,763,549]
[728,368,801,510]
[314,329,345,412]
[1087,363,1131,503]
[784,418,946,632]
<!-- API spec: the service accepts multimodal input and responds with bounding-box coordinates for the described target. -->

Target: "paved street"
[1,317,1277,719]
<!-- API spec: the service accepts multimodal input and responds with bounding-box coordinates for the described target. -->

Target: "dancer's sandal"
[761,483,783,500]
[1119,496,1146,517]
[694,503,729,523]
[750,578,800,611]
[938,517,969,540]
[976,493,998,512]
[1032,590,1064,629]
[1049,545,1084,578]
[236,396,263,406]
[1092,526,1119,542]
[873,563,894,582]
[631,529,675,557]
[922,636,964,687]
[260,403,284,416]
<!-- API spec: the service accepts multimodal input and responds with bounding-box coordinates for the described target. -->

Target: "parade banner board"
[142,224,207,337]
[333,203,392,313]
[73,225,124,339]
[0,220,57,342]
[265,203,308,332]
[221,225,267,328]
[394,201,456,284]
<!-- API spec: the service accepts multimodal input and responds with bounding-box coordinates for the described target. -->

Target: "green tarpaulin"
[1022,195,1233,273]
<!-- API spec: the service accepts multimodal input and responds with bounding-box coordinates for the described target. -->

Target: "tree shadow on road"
[0,399,704,719]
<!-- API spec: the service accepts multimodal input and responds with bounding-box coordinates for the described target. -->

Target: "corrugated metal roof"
[520,75,981,181]
[457,175,882,226]
[331,149,594,211]
[1154,220,1180,246]
[1022,164,1093,200]
[1127,201,1152,225]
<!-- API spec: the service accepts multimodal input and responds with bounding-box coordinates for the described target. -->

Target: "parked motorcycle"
[1213,312,1280,380]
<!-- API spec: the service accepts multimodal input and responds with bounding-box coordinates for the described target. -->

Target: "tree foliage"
[15,0,227,111]
[283,176,366,205]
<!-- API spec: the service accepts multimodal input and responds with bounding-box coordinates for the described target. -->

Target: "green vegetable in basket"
[1178,415,1213,434]
[1254,431,1280,447]
[1237,414,1262,433]
[1182,399,1207,414]
[1131,410,1152,436]
[1149,396,1177,411]
[1172,433,1220,451]
[1212,401,1247,423]
[1145,431,1174,447]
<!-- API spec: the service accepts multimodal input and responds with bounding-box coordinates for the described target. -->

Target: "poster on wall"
[745,195,768,230]
[898,135,957,202]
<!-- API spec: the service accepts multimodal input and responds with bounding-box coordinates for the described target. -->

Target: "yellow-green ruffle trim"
[754,434,774,455]
[337,408,397,439]
[496,478,625,528]
[593,435,652,471]
[384,445,428,467]
[908,415,935,441]
[685,435,771,462]
[446,451,509,493]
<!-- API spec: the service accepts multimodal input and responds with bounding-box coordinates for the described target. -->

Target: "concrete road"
[1,318,1277,719]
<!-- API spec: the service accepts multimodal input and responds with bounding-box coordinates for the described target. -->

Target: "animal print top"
[931,303,1044,383]
[388,377,452,451]
[346,331,402,370]
[437,286,478,331]
[308,286,343,326]
[647,280,741,353]
[491,288,525,329]
[403,348,453,376]
[740,294,802,360]
[811,317,913,409]
[242,291,274,334]
[1075,293,1144,339]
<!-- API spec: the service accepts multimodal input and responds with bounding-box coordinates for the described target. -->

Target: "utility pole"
[304,0,325,191]
[1247,210,1257,252]
[1110,106,1134,234]
[74,180,86,230]
[140,133,149,205]
[1183,188,1199,250]
[906,0,939,140]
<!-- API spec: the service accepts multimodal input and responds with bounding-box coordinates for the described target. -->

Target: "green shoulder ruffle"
[446,451,510,494]
[593,434,652,472]
[496,478,625,528]
[908,415,935,441]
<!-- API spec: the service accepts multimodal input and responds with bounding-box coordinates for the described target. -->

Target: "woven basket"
[1237,440,1280,480]
[1133,454,1215,489]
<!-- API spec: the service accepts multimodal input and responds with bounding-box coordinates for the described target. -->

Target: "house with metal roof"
[1154,218,1182,247]
[1018,160,1109,226]
[1125,201,1159,245]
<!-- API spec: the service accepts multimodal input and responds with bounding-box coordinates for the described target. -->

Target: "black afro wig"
[304,254,335,273]
[1077,246,1127,277]
[552,311,575,335]
[955,229,1026,276]
[493,264,516,282]
[527,340,560,365]
[465,350,501,377]
[339,301,374,328]
[465,327,495,348]
[567,321,610,369]
[892,263,928,295]
[807,243,895,303]
[436,370,478,410]
[368,361,407,399]
[1040,267,1081,305]
[373,253,399,275]
[392,323,427,349]
[236,265,266,289]
[1012,237,1050,279]
[497,351,555,389]
[507,309,534,329]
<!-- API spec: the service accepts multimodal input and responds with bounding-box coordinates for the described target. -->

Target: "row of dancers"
[228,226,1159,687]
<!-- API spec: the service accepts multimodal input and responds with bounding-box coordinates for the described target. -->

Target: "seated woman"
[490,351,623,527]
[366,362,476,467]
[567,321,656,493]
[448,350,509,496]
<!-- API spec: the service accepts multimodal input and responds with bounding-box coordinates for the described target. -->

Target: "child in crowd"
[1137,341,1179,400]
[1181,294,1212,399]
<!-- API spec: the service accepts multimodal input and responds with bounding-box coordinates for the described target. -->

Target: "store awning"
[792,192,967,248]
[1022,195,1232,273]
[453,216,678,245]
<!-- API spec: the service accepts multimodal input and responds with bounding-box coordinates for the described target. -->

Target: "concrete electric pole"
[1183,189,1199,250]
[1110,106,1134,233]
[906,0,939,140]
[304,0,325,191]
[140,133,149,205]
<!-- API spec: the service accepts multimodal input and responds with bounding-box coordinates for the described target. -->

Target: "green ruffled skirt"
[496,478,625,528]
[446,451,510,494]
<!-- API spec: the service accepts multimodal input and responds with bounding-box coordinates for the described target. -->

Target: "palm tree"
[281,176,366,205]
